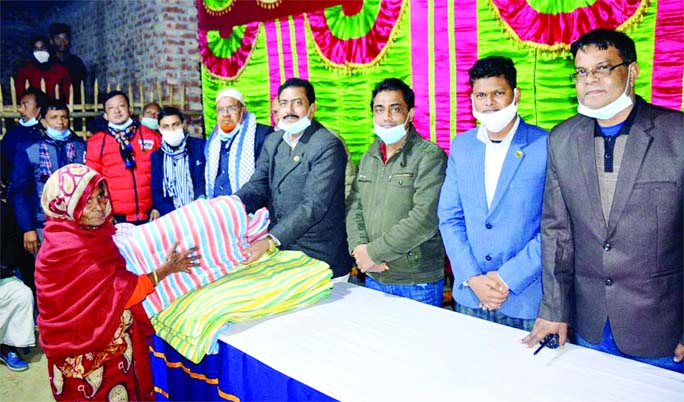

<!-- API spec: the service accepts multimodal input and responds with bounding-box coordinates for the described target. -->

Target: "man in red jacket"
[86,91,161,224]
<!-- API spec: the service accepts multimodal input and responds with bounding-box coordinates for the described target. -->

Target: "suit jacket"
[438,119,547,320]
[236,120,352,278]
[539,97,684,357]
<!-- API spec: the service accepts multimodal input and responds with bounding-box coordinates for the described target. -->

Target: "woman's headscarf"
[36,164,141,359]
[40,163,112,223]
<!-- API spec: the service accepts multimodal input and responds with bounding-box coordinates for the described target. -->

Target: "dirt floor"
[0,344,53,402]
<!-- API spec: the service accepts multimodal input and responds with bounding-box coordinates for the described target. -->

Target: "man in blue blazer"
[438,57,547,330]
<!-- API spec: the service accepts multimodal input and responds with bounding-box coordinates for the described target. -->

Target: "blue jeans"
[454,303,535,331]
[365,276,444,307]
[575,320,683,373]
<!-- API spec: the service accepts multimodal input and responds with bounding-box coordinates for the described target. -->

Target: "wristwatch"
[266,235,278,255]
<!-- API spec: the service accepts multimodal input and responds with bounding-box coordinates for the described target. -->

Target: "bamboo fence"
[0,77,203,139]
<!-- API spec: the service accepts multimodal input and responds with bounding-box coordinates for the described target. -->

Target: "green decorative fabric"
[206,26,246,58]
[307,4,412,162]
[202,25,272,134]
[324,0,382,40]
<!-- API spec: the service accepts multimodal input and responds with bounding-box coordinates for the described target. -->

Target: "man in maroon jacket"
[15,36,70,101]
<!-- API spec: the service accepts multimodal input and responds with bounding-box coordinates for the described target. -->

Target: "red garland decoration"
[490,0,646,48]
[198,22,261,79]
[306,0,404,66]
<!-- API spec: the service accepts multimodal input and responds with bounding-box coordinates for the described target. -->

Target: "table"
[150,282,684,401]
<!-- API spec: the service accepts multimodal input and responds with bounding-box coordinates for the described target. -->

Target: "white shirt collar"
[282,132,303,150]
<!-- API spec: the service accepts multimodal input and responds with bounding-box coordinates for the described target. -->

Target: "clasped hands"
[352,244,389,273]
[468,271,509,310]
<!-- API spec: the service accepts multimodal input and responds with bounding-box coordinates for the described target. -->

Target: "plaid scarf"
[39,135,77,183]
[161,136,194,209]
[107,123,137,169]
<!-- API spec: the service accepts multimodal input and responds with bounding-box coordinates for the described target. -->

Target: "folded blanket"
[151,250,332,363]
[114,196,269,317]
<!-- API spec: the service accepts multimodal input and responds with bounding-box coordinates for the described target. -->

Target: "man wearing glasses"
[205,88,273,198]
[523,29,684,372]
[235,78,352,281]
[346,78,447,306]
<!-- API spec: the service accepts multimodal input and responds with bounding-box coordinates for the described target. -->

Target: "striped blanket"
[151,250,333,363]
[114,196,270,317]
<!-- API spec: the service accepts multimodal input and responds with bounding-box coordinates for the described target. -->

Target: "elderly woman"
[35,164,200,401]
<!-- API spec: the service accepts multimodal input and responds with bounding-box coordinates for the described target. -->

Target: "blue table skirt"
[150,335,337,401]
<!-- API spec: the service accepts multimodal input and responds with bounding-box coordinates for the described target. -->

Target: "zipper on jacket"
[131,168,140,219]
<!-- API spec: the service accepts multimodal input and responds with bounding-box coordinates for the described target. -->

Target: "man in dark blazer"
[523,29,683,372]
[235,78,352,279]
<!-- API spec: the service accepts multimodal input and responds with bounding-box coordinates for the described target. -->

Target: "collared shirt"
[476,116,520,208]
[283,132,303,150]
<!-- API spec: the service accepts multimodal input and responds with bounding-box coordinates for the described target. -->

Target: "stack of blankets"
[114,196,332,363]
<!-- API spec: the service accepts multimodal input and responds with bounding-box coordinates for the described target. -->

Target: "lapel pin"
[514,150,523,158]
[294,155,301,163]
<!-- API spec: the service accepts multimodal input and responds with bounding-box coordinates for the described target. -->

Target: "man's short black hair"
[468,56,517,89]
[370,78,415,110]
[41,99,69,119]
[48,23,71,39]
[570,29,637,64]
[278,78,315,105]
[30,35,50,50]
[102,90,130,110]
[23,87,48,112]
[157,106,185,123]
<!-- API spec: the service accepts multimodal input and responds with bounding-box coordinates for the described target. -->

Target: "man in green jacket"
[346,78,447,306]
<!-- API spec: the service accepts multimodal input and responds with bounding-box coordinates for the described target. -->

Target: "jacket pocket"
[388,172,415,188]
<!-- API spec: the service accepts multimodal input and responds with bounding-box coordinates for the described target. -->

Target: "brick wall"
[1,0,204,135]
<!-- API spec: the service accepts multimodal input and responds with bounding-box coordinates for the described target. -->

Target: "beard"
[220,121,237,133]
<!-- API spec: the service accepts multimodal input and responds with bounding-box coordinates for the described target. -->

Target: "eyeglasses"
[216,105,242,114]
[571,62,629,82]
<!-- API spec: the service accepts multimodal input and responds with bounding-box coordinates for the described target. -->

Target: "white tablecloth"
[220,282,684,402]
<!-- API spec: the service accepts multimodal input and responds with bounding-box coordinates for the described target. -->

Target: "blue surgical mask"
[277,106,313,135]
[218,123,242,142]
[19,117,38,127]
[46,126,71,141]
[140,117,158,131]
[577,69,633,120]
[373,115,410,145]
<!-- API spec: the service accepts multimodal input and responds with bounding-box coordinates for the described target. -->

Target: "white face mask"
[108,118,133,131]
[19,117,38,127]
[471,92,518,133]
[161,128,186,147]
[577,69,633,120]
[373,114,410,145]
[277,106,313,135]
[140,117,158,131]
[33,50,50,64]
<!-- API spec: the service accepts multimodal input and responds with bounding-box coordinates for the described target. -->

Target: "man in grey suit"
[522,29,683,372]
[236,78,352,279]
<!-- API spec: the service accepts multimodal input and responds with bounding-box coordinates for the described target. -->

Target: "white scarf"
[205,112,256,197]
